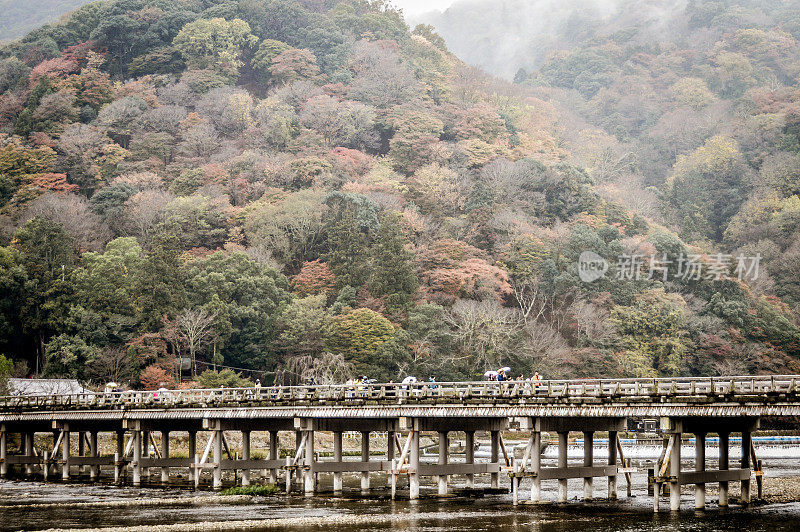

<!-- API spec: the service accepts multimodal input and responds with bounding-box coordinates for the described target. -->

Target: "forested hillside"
[0,0,797,391]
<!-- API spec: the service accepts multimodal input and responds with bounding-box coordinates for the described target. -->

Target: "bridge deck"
[1,375,799,419]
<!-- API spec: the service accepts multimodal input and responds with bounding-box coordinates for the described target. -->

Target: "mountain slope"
[0,0,797,389]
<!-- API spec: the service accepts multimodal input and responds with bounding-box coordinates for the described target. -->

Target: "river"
[3,438,800,531]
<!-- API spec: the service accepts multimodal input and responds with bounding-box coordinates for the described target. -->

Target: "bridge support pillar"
[304,430,315,495]
[719,431,729,507]
[669,431,682,511]
[583,431,593,501]
[132,430,141,486]
[0,425,7,478]
[24,432,34,476]
[187,431,196,485]
[438,431,448,496]
[62,424,71,481]
[213,429,223,491]
[608,431,617,500]
[89,431,98,481]
[695,432,706,510]
[361,431,370,493]
[161,431,170,485]
[465,431,475,489]
[490,430,500,489]
[115,431,124,484]
[292,430,302,492]
[333,432,343,494]
[241,430,250,486]
[0,425,8,478]
[77,431,85,475]
[142,430,150,480]
[741,430,751,504]
[557,431,568,503]
[387,430,395,488]
[409,430,420,500]
[49,431,57,479]
[269,431,278,484]
[531,430,541,502]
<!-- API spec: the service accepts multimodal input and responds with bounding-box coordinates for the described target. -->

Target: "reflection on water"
[3,441,800,531]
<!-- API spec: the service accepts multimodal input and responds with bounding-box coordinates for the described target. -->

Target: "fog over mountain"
[0,0,93,42]
[410,0,687,79]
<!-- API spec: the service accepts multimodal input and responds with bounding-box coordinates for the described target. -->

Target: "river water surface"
[4,440,800,531]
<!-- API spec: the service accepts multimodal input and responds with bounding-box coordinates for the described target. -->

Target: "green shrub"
[221,484,280,496]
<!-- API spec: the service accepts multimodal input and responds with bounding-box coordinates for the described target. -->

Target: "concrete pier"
[719,431,729,506]
[438,431,448,496]
[161,431,169,484]
[742,430,752,504]
[608,431,617,499]
[695,432,706,510]
[557,431,568,502]
[304,428,314,495]
[410,429,420,500]
[360,431,369,493]
[269,430,278,484]
[669,429,681,511]
[490,430,500,489]
[187,431,196,485]
[583,431,593,501]
[465,431,475,489]
[132,429,140,486]
[241,430,250,486]
[333,431,343,494]
[0,424,6,478]
[213,429,222,490]
[530,430,541,502]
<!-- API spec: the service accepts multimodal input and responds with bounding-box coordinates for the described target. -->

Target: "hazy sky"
[390,0,456,16]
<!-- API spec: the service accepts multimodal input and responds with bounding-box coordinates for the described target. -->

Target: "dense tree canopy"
[0,0,797,387]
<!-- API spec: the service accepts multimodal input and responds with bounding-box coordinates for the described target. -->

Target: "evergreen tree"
[369,213,418,316]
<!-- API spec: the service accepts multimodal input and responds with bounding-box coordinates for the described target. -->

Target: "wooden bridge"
[2,375,799,512]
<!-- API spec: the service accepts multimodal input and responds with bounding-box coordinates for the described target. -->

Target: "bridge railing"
[0,375,798,411]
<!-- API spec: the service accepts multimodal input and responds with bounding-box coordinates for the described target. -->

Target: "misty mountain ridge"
[413,0,692,79]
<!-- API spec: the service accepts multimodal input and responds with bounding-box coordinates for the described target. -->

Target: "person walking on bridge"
[532,371,542,391]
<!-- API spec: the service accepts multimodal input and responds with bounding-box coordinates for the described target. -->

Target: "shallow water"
[3,445,800,531]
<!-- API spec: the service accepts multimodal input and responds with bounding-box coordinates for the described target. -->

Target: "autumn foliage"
[0,0,797,388]
[293,260,336,297]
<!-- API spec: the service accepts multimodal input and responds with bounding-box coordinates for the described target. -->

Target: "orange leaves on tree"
[139,364,176,390]
[330,147,372,177]
[416,239,512,305]
[29,173,78,193]
[293,259,336,297]
[29,57,80,88]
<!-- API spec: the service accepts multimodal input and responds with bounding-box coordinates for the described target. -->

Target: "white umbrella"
[402,376,417,384]
[106,382,118,388]
[500,367,511,373]
[484,370,498,378]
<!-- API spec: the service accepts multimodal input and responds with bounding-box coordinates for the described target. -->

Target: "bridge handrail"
[0,375,797,411]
